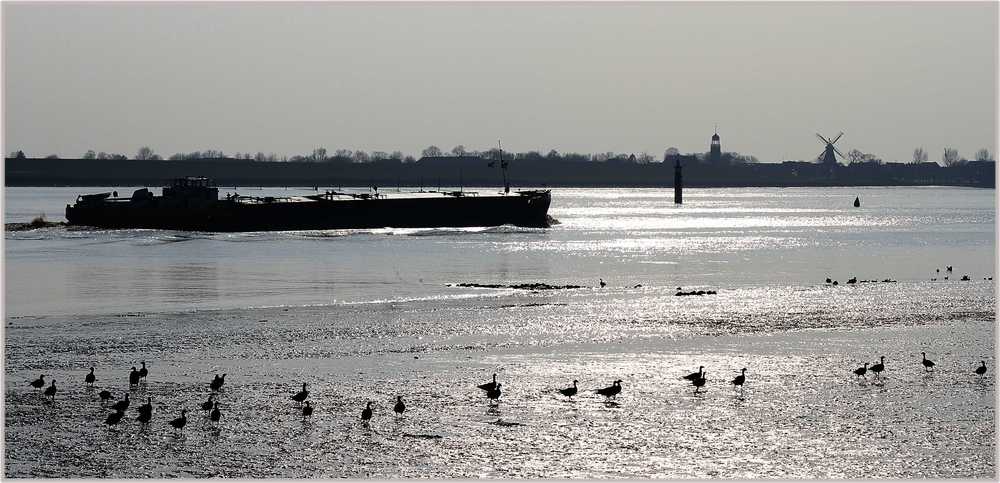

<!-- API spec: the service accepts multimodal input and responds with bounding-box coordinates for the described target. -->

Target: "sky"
[3,1,997,163]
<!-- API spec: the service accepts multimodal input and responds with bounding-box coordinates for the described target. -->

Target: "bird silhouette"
[98,389,113,404]
[361,401,373,422]
[105,409,124,428]
[975,361,987,378]
[44,380,57,401]
[477,373,498,392]
[559,380,578,398]
[596,380,622,399]
[599,278,606,288]
[210,373,226,392]
[201,395,214,411]
[138,362,148,382]
[112,393,130,412]
[731,368,747,390]
[853,363,868,379]
[136,409,151,426]
[692,372,708,394]
[29,375,45,390]
[128,367,140,388]
[169,410,188,432]
[291,383,309,405]
[921,352,935,372]
[394,396,406,417]
[85,368,96,386]
[870,356,886,379]
[210,402,222,426]
[682,366,704,381]
[487,383,502,402]
[302,401,313,418]
[137,396,152,417]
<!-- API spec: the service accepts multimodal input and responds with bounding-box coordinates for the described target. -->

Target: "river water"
[3,185,996,478]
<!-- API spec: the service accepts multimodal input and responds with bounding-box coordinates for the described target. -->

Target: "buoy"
[853,196,861,207]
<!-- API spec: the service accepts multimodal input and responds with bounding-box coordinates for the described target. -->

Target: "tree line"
[7,144,994,166]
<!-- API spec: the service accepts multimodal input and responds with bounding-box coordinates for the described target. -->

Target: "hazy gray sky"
[4,2,997,163]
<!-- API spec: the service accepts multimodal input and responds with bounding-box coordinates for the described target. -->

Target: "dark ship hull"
[66,179,551,232]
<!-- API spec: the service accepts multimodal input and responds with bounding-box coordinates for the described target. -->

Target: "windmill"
[815,132,846,164]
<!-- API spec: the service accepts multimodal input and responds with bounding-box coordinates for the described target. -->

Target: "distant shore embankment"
[5,157,994,188]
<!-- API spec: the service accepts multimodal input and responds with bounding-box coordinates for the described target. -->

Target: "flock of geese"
[25,354,989,433]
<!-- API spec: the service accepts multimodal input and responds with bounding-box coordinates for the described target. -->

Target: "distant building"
[709,128,721,163]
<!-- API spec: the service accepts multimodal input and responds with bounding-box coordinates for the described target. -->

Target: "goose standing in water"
[169,410,188,433]
[975,361,988,379]
[29,375,45,390]
[291,383,309,405]
[477,374,498,392]
[105,409,124,429]
[394,396,406,417]
[596,380,622,400]
[559,380,579,399]
[683,367,704,382]
[692,372,708,394]
[85,368,96,386]
[361,401,373,423]
[210,373,226,392]
[302,401,313,418]
[853,363,868,379]
[113,393,130,412]
[870,356,886,379]
[210,402,222,427]
[138,362,148,383]
[44,380,57,401]
[99,390,113,405]
[731,368,747,391]
[201,395,215,412]
[921,352,935,372]
[128,367,140,389]
[487,384,502,403]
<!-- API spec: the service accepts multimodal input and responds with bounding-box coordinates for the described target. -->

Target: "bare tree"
[390,151,404,160]
[975,148,992,162]
[82,150,96,160]
[371,151,389,160]
[451,145,466,156]
[663,147,680,161]
[136,146,158,161]
[421,145,442,158]
[352,150,370,163]
[847,149,865,164]
[912,147,928,164]
[311,147,327,161]
[942,147,961,167]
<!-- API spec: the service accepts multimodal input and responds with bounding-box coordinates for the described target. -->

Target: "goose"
[136,409,151,426]
[682,367,704,382]
[692,372,708,393]
[477,374,498,392]
[105,410,125,428]
[113,393,130,412]
[210,402,222,426]
[44,380,57,401]
[291,383,309,405]
[853,363,868,379]
[99,390,113,404]
[201,395,215,412]
[210,373,226,392]
[138,362,148,382]
[559,380,579,398]
[361,401,373,422]
[599,278,606,288]
[825,277,832,283]
[921,352,935,372]
[168,410,188,432]
[870,356,886,379]
[29,375,45,390]
[596,380,622,399]
[975,361,987,378]
[394,396,406,416]
[85,368,96,386]
[128,367,140,388]
[487,384,502,402]
[137,397,152,417]
[302,401,313,418]
[731,368,747,390]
